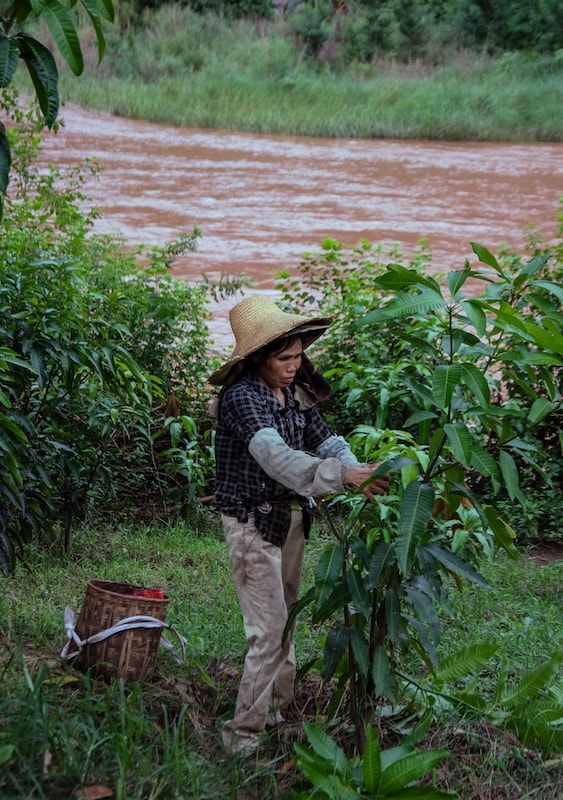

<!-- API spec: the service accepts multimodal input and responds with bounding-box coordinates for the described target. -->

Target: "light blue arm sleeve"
[316,434,359,466]
[248,428,348,497]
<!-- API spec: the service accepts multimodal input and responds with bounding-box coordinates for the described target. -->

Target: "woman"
[209,295,389,756]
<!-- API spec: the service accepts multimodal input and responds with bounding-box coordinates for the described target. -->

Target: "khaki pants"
[221,509,305,755]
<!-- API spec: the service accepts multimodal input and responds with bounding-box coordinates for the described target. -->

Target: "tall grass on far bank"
[1,517,562,799]
[33,5,563,142]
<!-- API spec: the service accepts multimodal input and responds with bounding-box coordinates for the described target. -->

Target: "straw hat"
[209,295,332,386]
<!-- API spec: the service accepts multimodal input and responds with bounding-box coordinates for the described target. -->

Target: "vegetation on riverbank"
[37,3,563,141]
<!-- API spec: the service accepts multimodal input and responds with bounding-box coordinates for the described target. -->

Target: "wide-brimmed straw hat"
[209,295,332,386]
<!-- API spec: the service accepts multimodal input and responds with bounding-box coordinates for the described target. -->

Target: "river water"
[40,104,562,345]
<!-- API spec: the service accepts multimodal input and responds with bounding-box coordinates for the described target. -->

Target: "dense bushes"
[275,229,562,758]
[276,225,563,545]
[126,0,563,58]
[0,91,242,573]
[125,0,273,21]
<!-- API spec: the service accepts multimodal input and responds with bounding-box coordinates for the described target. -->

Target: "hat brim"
[209,321,330,386]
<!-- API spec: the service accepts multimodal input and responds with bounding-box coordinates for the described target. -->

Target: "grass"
[25,5,563,141]
[1,510,562,799]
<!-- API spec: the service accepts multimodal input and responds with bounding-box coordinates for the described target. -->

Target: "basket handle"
[61,606,187,665]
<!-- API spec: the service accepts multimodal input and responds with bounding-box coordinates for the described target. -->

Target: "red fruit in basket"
[132,588,165,599]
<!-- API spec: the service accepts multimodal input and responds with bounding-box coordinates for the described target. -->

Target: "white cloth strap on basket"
[60,606,187,664]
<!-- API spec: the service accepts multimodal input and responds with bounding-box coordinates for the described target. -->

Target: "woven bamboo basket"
[74,579,169,682]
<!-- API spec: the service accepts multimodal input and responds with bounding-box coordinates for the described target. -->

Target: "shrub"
[0,89,239,571]
[280,230,561,751]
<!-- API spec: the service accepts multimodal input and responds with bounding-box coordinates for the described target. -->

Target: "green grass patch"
[55,59,563,141]
[1,515,561,798]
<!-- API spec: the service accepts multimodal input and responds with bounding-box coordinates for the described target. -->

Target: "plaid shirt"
[214,374,334,546]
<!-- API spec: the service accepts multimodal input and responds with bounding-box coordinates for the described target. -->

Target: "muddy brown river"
[40,104,561,343]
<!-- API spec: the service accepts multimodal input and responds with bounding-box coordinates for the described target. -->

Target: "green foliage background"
[125,0,563,55]
[0,89,246,573]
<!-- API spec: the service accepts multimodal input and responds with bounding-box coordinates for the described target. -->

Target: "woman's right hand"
[345,464,390,499]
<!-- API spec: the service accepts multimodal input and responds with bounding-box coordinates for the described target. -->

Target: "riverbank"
[44,5,563,142]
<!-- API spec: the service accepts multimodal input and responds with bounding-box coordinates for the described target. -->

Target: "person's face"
[257,338,303,392]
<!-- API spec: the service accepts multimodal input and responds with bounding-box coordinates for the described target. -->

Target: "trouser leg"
[221,510,304,754]
[271,517,305,710]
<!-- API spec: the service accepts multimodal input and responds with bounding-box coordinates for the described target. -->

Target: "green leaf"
[404,410,439,427]
[372,645,397,699]
[350,627,370,677]
[301,723,350,773]
[0,121,10,195]
[285,585,315,637]
[427,428,445,463]
[362,289,446,324]
[401,708,434,748]
[347,566,370,618]
[380,750,450,794]
[500,654,562,707]
[405,586,441,646]
[530,279,563,305]
[0,348,38,372]
[459,299,487,337]
[315,542,344,608]
[443,423,473,467]
[469,444,499,482]
[322,623,349,682]
[294,749,357,800]
[471,242,503,273]
[368,542,395,589]
[397,481,435,575]
[86,0,115,22]
[432,364,462,410]
[501,350,561,366]
[80,0,109,61]
[460,363,490,408]
[483,505,519,559]
[0,33,20,86]
[434,643,498,685]
[528,397,558,425]
[41,0,83,75]
[0,744,14,766]
[385,587,401,642]
[363,726,381,793]
[513,253,550,287]
[425,542,490,588]
[313,581,350,624]
[350,534,371,570]
[16,33,59,127]
[12,0,33,23]
[521,319,563,356]
[447,266,472,299]
[499,450,520,501]
[374,264,443,294]
[0,412,29,444]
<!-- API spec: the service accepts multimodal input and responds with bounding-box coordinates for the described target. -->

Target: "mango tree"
[286,240,562,753]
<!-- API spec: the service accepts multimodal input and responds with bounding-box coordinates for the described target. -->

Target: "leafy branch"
[0,0,115,214]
